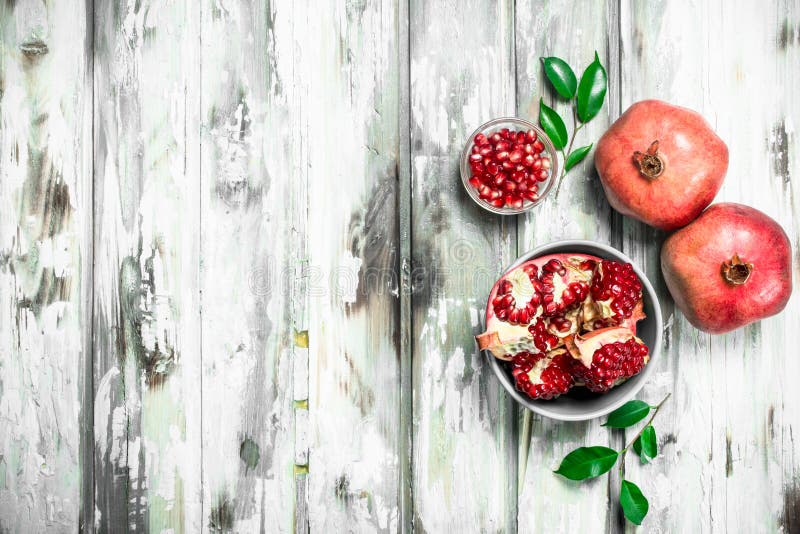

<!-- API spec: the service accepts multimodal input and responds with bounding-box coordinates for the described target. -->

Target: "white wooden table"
[1,0,798,532]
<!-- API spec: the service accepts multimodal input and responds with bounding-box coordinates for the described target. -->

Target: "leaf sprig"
[538,52,608,197]
[554,394,670,525]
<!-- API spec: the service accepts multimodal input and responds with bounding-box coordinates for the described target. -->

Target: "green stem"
[618,393,671,480]
[554,108,584,198]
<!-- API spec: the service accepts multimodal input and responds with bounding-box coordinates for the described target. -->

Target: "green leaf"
[576,51,607,122]
[538,98,568,150]
[603,400,651,428]
[542,57,577,99]
[633,435,643,456]
[620,480,649,525]
[638,425,658,463]
[564,144,593,171]
[554,446,619,481]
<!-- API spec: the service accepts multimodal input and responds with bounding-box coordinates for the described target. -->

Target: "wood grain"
[409,0,518,531]
[513,1,619,531]
[199,1,298,531]
[0,1,92,531]
[302,1,404,532]
[92,0,202,531]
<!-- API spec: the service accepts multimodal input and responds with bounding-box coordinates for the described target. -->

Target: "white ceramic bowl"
[484,240,663,421]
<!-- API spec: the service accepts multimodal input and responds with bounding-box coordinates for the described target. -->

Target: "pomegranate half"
[661,203,792,334]
[595,100,729,231]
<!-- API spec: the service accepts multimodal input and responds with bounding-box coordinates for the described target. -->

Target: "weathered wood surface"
[1,0,799,533]
[0,0,92,531]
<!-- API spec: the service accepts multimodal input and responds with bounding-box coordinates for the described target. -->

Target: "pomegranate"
[566,327,650,393]
[478,252,651,399]
[661,203,792,334]
[595,100,729,230]
[466,127,551,209]
[510,349,575,400]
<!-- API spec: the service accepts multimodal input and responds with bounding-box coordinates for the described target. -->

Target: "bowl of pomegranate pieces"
[476,240,663,421]
[460,117,558,214]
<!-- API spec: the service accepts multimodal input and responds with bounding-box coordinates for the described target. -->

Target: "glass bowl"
[460,117,559,215]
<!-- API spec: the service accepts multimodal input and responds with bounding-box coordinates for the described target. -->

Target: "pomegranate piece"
[589,260,643,325]
[510,349,574,400]
[566,327,650,393]
[466,126,551,209]
[595,100,729,230]
[661,203,792,334]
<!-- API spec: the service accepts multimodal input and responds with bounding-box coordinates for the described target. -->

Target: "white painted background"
[0,0,798,532]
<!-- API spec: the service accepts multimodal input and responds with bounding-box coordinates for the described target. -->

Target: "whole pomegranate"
[661,203,792,334]
[595,100,729,231]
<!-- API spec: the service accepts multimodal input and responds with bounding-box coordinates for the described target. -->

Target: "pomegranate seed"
[469,177,481,188]
[503,181,517,192]
[522,190,538,201]
[541,158,551,170]
[469,153,482,162]
[532,158,542,170]
[479,146,492,157]
[499,128,510,139]
[490,198,505,208]
[496,151,509,162]
[490,133,502,144]
[469,161,484,173]
[524,144,534,154]
[536,170,549,181]
[511,171,525,183]
[493,175,506,187]
[502,160,515,170]
[508,195,523,209]
[509,150,523,163]
[515,131,526,144]
[533,140,545,153]
[523,154,535,167]
[526,129,538,142]
[472,145,480,154]
[495,140,510,152]
[486,161,499,175]
[474,133,488,145]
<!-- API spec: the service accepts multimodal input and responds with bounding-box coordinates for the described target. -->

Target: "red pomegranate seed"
[523,154,535,167]
[533,140,545,153]
[509,150,523,163]
[490,198,505,207]
[536,170,549,181]
[502,160,515,170]
[541,158,551,170]
[515,131,526,144]
[499,128,510,139]
[522,190,538,201]
[532,158,542,170]
[495,140,510,152]
[526,129,538,142]
[474,133,488,145]
[486,161,499,175]
[493,174,506,187]
[511,170,525,183]
[496,151,509,162]
[479,146,492,157]
[469,153,482,162]
[469,177,481,188]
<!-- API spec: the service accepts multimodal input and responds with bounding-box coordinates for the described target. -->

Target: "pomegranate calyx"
[721,253,754,285]
[633,140,664,179]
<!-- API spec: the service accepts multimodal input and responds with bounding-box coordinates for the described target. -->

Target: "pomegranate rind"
[661,203,792,333]
[595,100,728,231]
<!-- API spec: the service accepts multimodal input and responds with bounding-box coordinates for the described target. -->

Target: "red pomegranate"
[661,203,792,334]
[595,100,729,231]
[477,253,646,359]
[565,327,650,393]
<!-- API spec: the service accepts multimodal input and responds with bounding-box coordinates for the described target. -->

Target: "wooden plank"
[302,1,404,532]
[409,1,518,531]
[513,1,619,532]
[0,1,92,531]
[199,1,299,531]
[617,1,800,532]
[92,0,202,531]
